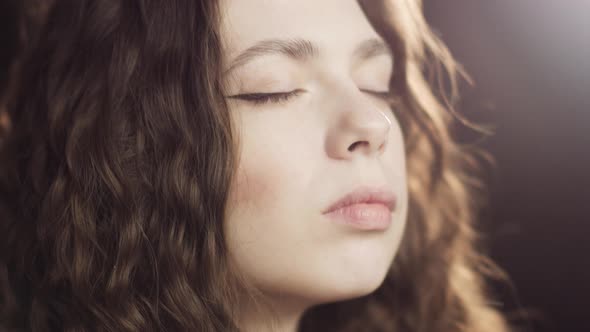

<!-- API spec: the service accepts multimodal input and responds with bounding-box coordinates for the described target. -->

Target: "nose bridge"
[324,83,392,160]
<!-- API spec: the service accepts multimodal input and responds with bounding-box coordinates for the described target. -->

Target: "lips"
[322,185,397,231]
[322,185,397,214]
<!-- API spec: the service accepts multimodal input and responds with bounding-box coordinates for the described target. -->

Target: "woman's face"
[221,0,408,306]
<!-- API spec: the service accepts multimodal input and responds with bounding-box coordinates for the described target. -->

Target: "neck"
[237,293,312,332]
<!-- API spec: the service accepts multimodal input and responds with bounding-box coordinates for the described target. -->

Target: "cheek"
[227,129,310,215]
[226,116,302,213]
[223,146,307,290]
[229,162,269,211]
[228,152,286,215]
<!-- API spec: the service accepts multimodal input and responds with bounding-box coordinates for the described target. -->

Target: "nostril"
[348,141,366,152]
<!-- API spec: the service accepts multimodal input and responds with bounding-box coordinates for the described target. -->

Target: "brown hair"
[0,0,511,331]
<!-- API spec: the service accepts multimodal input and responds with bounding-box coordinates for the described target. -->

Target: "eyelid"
[225,88,391,106]
[226,89,305,105]
[359,89,391,100]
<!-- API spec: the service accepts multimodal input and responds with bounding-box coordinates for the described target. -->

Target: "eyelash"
[230,90,305,105]
[229,89,390,105]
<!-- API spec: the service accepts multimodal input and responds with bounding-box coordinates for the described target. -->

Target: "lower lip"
[324,203,392,231]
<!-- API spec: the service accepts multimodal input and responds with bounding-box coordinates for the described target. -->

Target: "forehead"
[219,0,383,60]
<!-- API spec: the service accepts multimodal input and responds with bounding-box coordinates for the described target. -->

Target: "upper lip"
[322,185,397,214]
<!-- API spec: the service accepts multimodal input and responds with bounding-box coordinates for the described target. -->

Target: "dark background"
[1,1,588,332]
[424,1,589,332]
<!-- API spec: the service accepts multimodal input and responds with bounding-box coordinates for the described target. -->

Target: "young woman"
[0,0,512,331]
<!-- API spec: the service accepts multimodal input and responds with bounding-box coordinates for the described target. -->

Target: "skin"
[220,0,409,331]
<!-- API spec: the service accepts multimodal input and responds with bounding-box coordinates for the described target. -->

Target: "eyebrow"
[224,37,391,75]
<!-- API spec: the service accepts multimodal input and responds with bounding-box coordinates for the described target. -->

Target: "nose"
[325,90,392,160]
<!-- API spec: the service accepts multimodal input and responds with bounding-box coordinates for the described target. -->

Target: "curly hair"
[0,0,511,331]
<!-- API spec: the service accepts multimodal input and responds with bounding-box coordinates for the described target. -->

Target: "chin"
[303,258,392,305]
[335,268,389,300]
[324,240,396,297]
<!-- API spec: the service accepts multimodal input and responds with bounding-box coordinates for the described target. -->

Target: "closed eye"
[360,89,390,100]
[226,90,304,105]
[226,88,390,106]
